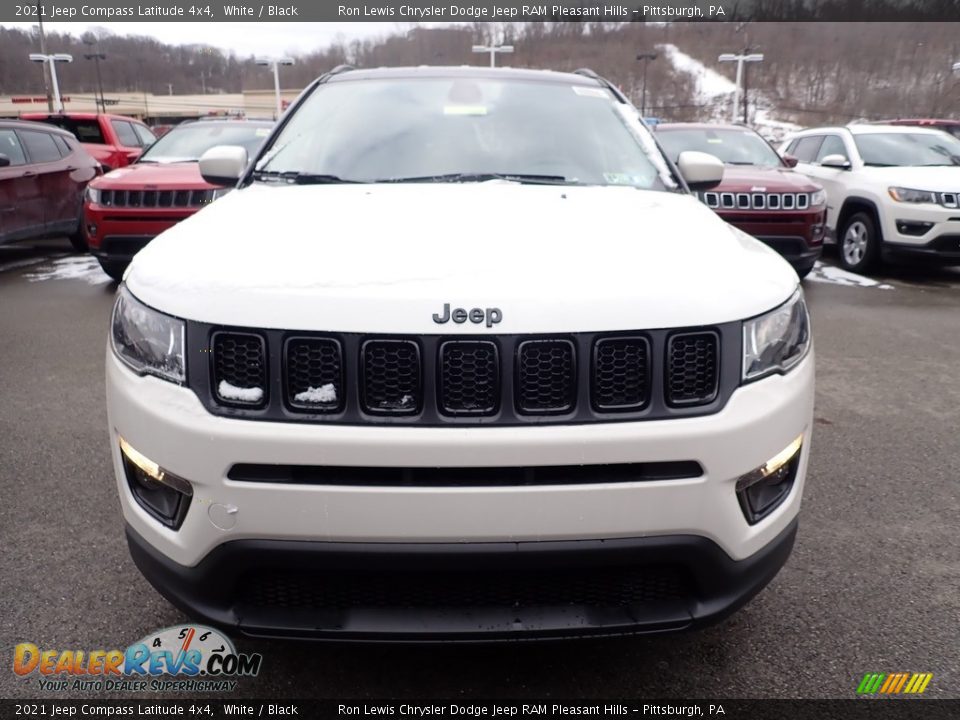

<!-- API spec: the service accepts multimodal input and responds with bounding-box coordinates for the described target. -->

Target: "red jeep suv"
[656,123,827,277]
[83,119,272,280]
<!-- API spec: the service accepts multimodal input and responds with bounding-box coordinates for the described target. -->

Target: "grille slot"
[361,340,421,415]
[285,337,343,412]
[439,340,499,416]
[516,339,576,414]
[241,564,692,611]
[212,332,267,407]
[665,332,719,407]
[593,336,650,411]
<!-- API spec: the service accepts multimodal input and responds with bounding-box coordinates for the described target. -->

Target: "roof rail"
[573,68,628,103]
[328,64,355,77]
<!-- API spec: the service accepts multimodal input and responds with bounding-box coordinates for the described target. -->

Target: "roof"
[325,65,603,87]
[872,118,960,126]
[789,124,949,137]
[20,112,145,122]
[0,118,77,136]
[656,122,759,133]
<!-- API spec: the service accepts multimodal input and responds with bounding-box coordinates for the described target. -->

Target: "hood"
[91,162,211,189]
[860,165,960,191]
[715,166,821,193]
[126,183,799,334]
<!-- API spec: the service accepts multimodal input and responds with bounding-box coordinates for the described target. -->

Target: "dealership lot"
[1,241,958,699]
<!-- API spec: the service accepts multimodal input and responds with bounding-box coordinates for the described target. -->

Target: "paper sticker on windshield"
[444,105,487,116]
[255,128,271,137]
[573,86,608,99]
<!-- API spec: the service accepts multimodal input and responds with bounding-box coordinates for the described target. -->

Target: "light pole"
[29,53,72,112]
[636,51,658,117]
[718,51,763,124]
[256,58,294,120]
[472,44,514,69]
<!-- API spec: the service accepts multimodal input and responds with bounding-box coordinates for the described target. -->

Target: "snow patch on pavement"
[806,262,894,290]
[25,256,110,285]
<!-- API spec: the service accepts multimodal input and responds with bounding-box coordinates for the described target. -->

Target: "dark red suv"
[0,119,101,250]
[656,123,827,277]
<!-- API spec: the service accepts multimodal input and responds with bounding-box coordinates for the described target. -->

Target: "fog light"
[119,436,192,529]
[736,435,802,524]
[896,220,933,236]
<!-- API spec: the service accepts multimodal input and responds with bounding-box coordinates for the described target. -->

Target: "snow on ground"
[658,43,802,140]
[24,256,111,285]
[806,262,894,290]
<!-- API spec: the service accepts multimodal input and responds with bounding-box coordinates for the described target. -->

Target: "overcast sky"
[0,22,450,57]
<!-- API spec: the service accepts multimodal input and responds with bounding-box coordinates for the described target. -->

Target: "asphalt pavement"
[1,240,958,700]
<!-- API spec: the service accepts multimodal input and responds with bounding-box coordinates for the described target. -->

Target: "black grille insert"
[285,337,343,412]
[593,336,650,411]
[438,340,499,416]
[361,340,421,415]
[212,332,267,408]
[665,331,719,407]
[516,339,576,414]
[228,461,703,486]
[241,564,692,611]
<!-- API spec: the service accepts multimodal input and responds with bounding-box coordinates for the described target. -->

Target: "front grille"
[439,340,499,416]
[285,337,343,412]
[194,324,738,427]
[666,332,720,407]
[99,188,213,208]
[701,191,811,211]
[361,340,421,415]
[516,339,576,414]
[241,564,691,611]
[211,332,267,407]
[593,336,650,411]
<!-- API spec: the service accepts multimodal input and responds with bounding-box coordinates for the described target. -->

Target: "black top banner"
[7,0,960,22]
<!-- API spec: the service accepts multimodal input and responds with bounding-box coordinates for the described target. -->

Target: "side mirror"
[677,150,724,190]
[781,154,799,168]
[820,154,851,169]
[199,145,249,186]
[0,154,10,168]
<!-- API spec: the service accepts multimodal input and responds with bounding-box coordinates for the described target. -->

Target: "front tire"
[97,258,128,282]
[839,211,880,273]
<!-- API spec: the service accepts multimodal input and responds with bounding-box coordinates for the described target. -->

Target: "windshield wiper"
[252,170,359,184]
[376,172,574,185]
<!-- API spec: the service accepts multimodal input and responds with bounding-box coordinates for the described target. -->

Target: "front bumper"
[126,518,798,641]
[107,347,814,640]
[878,204,960,263]
[718,210,825,273]
[84,202,193,261]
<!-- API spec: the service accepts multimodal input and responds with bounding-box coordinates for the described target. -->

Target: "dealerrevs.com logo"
[13,625,262,692]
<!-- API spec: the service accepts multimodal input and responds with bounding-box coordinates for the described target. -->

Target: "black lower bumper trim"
[125,519,798,642]
[883,238,960,265]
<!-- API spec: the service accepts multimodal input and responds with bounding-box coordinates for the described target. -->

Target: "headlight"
[85,186,100,204]
[888,187,937,203]
[110,286,186,384]
[810,189,826,207]
[743,288,810,382]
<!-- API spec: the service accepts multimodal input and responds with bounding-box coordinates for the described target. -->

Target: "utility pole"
[35,4,53,111]
[636,51,658,118]
[718,51,764,124]
[29,54,72,112]
[472,43,514,68]
[255,58,294,120]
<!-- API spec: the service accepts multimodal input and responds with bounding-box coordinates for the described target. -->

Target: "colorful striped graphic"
[857,672,933,695]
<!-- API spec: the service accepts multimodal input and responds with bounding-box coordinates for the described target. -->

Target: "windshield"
[854,132,960,167]
[255,76,675,189]
[139,123,272,163]
[656,127,784,168]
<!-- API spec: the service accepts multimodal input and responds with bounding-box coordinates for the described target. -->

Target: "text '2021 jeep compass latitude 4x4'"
[107,66,814,641]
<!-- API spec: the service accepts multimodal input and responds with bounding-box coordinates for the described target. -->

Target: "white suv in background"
[781,124,960,272]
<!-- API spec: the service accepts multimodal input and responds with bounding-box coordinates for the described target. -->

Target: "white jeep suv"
[781,124,960,272]
[106,66,814,641]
